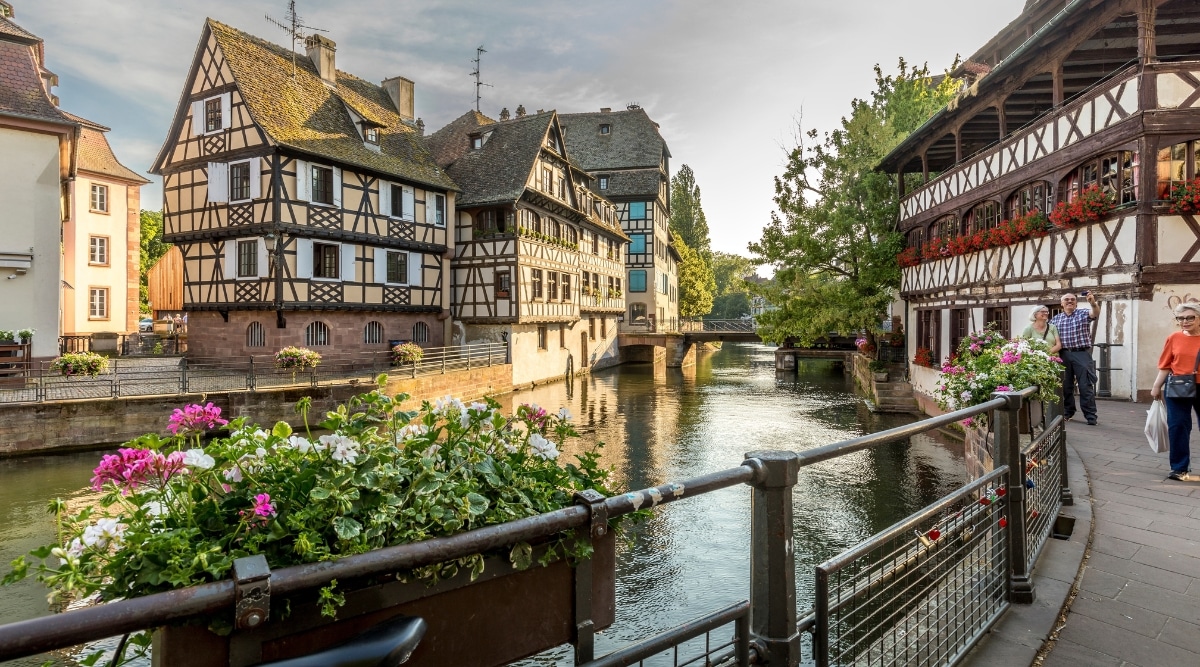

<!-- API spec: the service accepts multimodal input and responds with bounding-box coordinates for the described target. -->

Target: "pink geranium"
[167,403,229,436]
[252,493,276,518]
[91,449,187,494]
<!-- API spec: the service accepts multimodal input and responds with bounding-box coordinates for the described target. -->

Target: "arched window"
[965,201,1001,234]
[906,227,924,249]
[364,321,385,345]
[1157,139,1200,199]
[412,321,430,343]
[933,214,959,240]
[1007,181,1051,218]
[1060,151,1137,205]
[305,321,330,346]
[246,322,266,347]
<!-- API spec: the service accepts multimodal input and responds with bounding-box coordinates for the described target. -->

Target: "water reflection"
[0,343,965,667]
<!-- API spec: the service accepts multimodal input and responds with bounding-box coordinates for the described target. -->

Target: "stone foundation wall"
[186,310,445,359]
[0,363,511,457]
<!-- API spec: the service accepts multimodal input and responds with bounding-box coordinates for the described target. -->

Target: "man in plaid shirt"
[1050,292,1099,425]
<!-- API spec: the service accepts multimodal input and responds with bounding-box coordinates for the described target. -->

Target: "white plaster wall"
[0,128,62,358]
[68,177,131,334]
[466,317,619,387]
[910,364,942,400]
[1137,286,1200,398]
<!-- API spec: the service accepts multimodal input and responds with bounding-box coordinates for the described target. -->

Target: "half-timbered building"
[560,107,680,331]
[881,0,1200,402]
[427,109,629,386]
[151,20,458,358]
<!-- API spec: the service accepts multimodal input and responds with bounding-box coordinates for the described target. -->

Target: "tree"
[748,60,959,345]
[669,164,712,256]
[139,210,172,313]
[710,252,757,319]
[675,234,714,318]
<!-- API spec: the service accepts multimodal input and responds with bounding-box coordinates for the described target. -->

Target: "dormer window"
[364,127,379,144]
[471,135,483,150]
[599,176,609,190]
[600,124,610,135]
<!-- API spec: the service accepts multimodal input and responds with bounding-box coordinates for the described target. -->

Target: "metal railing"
[0,387,1067,667]
[0,343,510,405]
[698,319,757,333]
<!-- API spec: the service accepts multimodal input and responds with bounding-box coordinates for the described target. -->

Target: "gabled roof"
[63,111,149,184]
[559,108,670,171]
[153,19,456,192]
[0,15,72,126]
[428,110,554,208]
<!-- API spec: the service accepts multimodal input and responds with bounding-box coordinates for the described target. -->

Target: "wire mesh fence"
[1022,414,1066,573]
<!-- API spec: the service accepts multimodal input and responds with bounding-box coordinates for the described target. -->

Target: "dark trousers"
[1165,394,1200,474]
[1061,348,1097,421]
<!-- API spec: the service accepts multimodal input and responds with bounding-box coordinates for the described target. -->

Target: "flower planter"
[152,532,616,667]
[962,403,1040,481]
[872,372,889,383]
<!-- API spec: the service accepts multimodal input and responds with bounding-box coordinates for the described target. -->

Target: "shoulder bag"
[1165,346,1200,398]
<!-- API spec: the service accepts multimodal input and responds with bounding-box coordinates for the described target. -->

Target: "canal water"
[0,343,966,666]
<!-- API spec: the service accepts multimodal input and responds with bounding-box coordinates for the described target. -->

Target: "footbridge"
[618,320,858,367]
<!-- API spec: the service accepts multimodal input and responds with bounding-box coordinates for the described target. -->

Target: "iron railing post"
[746,450,801,666]
[467,344,472,371]
[248,357,256,391]
[180,357,188,395]
[994,391,1035,604]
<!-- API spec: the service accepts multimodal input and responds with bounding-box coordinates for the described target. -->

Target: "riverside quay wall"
[0,364,512,457]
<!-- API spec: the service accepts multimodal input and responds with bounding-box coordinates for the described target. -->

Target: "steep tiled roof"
[0,18,72,125]
[559,108,670,171]
[431,110,552,207]
[62,111,149,184]
[203,19,456,191]
[425,109,496,170]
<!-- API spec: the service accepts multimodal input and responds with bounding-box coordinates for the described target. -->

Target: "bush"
[274,346,321,371]
[934,336,1063,425]
[391,342,424,365]
[868,360,888,373]
[51,352,109,377]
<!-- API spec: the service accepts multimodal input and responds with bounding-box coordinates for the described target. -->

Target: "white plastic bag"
[1145,400,1169,454]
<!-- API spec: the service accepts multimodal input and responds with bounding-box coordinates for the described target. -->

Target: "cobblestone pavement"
[1041,401,1200,666]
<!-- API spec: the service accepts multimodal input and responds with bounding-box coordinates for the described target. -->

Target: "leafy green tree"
[669,164,711,256]
[675,234,714,318]
[139,210,172,313]
[709,252,757,319]
[748,60,958,345]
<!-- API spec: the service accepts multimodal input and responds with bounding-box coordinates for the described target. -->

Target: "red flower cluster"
[913,347,936,368]
[895,211,1051,268]
[896,247,920,268]
[1048,185,1114,229]
[1168,178,1200,215]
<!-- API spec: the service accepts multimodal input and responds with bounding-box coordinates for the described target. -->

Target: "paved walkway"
[1041,401,1200,666]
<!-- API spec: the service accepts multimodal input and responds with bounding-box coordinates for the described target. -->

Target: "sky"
[14,0,1026,258]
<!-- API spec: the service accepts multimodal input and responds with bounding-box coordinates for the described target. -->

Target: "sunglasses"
[1177,315,1197,323]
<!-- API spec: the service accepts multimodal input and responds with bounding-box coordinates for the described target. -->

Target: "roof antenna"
[266,0,327,79]
[470,46,492,113]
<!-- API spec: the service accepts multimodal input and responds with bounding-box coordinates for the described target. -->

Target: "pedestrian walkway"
[1041,402,1200,666]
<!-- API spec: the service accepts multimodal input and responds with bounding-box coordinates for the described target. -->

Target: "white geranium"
[397,423,428,441]
[289,435,313,454]
[528,433,560,461]
[82,518,125,549]
[142,500,168,517]
[321,434,360,465]
[182,449,215,469]
[960,390,972,403]
[557,407,572,421]
[222,467,243,483]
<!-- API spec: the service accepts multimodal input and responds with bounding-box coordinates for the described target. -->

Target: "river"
[0,343,966,666]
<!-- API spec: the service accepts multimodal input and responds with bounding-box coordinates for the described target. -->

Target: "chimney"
[382,76,415,121]
[515,105,526,118]
[600,107,611,113]
[305,34,337,87]
[499,107,510,121]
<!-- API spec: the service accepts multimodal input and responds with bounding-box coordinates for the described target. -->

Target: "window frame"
[548,271,559,301]
[229,160,253,202]
[599,176,609,190]
[629,269,647,293]
[236,239,258,278]
[90,183,109,214]
[88,235,109,266]
[385,250,408,285]
[204,97,223,134]
[562,273,572,301]
[495,270,511,299]
[312,242,341,280]
[247,322,266,348]
[88,287,110,321]
[984,306,1011,339]
[304,321,331,346]
[537,325,548,350]
[599,124,610,135]
[311,165,335,206]
[531,268,543,300]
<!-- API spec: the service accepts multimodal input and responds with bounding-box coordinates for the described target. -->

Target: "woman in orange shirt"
[1151,303,1200,481]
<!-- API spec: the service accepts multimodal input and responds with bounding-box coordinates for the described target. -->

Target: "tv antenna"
[470,46,492,112]
[265,1,328,79]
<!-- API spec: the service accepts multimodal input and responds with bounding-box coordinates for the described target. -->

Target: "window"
[305,321,330,346]
[592,233,599,255]
[589,317,595,340]
[237,240,258,278]
[205,97,222,133]
[630,302,647,323]
[495,270,511,299]
[88,236,108,265]
[413,322,430,343]
[950,309,969,357]
[542,167,554,193]
[365,127,379,144]
[932,215,959,241]
[658,272,668,294]
[985,306,1010,339]
[1006,181,1050,219]
[432,193,446,226]
[616,277,622,293]
[389,184,405,218]
[560,324,566,348]
[386,251,408,284]
[313,243,340,279]
[531,269,543,299]
[607,275,615,298]
[600,124,610,135]
[548,272,559,300]
[471,135,483,150]
[629,270,647,292]
[966,201,1001,234]
[537,325,548,350]
[364,321,385,344]
[629,234,646,254]
[1061,151,1137,206]
[592,272,599,294]
[916,309,940,362]
[1157,140,1200,199]
[88,288,109,320]
[629,201,647,220]
[599,176,608,190]
[906,227,925,250]
[562,274,572,301]
[230,161,252,201]
[311,165,334,205]
[247,322,266,347]
[601,317,607,339]
[90,184,108,213]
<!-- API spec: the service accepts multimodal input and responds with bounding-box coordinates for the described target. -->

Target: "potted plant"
[912,347,936,369]
[868,359,889,382]
[391,341,423,366]
[1168,178,1200,214]
[1048,185,1115,229]
[274,346,321,382]
[3,383,625,666]
[50,351,109,377]
[0,330,14,344]
[16,328,34,344]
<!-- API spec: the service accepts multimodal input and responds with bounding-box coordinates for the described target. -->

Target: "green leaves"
[332,517,362,541]
[465,493,489,516]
